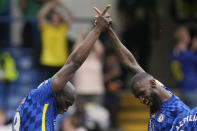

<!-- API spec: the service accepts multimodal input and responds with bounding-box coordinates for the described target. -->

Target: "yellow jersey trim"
[42,104,49,131]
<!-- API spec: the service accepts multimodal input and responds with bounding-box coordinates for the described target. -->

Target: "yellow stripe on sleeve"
[42,104,49,131]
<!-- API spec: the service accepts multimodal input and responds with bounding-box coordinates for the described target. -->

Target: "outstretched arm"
[51,5,112,93]
[93,7,145,74]
[107,27,145,74]
[38,1,56,25]
[60,3,72,26]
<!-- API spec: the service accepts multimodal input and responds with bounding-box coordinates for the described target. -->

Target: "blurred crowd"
[0,0,197,131]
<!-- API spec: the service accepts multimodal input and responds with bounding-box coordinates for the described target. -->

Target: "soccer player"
[12,5,112,131]
[93,7,190,131]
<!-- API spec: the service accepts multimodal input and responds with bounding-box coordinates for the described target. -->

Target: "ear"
[150,79,156,89]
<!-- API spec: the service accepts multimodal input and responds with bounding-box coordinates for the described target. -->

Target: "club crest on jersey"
[157,113,165,123]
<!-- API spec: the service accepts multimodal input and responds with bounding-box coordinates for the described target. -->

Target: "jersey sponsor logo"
[157,113,165,123]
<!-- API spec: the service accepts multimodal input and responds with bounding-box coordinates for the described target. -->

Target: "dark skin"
[51,5,112,114]
[93,7,171,113]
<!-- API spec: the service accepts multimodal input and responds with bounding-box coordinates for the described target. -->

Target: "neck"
[158,87,172,103]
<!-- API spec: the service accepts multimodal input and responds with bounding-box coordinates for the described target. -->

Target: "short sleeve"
[29,78,54,103]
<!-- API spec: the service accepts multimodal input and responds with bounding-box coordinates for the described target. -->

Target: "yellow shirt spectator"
[40,23,69,66]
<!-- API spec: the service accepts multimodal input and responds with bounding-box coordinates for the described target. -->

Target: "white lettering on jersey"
[13,112,20,131]
[175,114,197,130]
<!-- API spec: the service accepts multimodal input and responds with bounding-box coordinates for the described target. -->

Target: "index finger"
[93,7,102,15]
[101,4,111,15]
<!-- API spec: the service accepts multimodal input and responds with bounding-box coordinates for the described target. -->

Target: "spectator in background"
[104,52,122,128]
[38,0,72,79]
[0,109,12,131]
[0,51,18,109]
[60,115,87,131]
[170,26,197,108]
[117,0,156,72]
[74,36,105,105]
[19,0,49,47]
[66,100,110,131]
[0,0,9,47]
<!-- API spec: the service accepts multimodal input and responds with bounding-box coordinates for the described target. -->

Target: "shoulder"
[29,78,54,102]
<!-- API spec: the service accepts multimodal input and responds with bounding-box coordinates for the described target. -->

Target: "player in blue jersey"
[12,5,112,131]
[93,7,190,131]
[170,108,197,131]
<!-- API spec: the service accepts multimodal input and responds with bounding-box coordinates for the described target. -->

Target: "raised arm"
[38,1,55,25]
[51,5,112,93]
[18,0,26,13]
[107,27,145,74]
[59,2,72,26]
[93,7,144,74]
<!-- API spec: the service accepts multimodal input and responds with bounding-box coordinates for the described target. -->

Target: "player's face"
[132,79,162,113]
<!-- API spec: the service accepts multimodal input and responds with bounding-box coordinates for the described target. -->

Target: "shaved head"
[129,72,153,91]
[129,72,162,113]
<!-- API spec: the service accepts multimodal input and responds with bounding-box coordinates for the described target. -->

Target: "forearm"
[62,5,72,25]
[108,27,144,74]
[38,2,54,20]
[52,25,102,92]
[67,26,101,66]
[18,0,26,13]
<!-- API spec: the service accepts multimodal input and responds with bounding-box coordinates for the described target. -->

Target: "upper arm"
[38,15,48,26]
[51,61,79,93]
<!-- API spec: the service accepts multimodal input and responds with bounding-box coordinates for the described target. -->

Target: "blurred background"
[1,0,197,130]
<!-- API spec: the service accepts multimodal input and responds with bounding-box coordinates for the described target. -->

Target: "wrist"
[108,26,113,33]
[94,25,103,32]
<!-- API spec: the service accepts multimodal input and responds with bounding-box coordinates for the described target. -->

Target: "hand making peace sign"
[93,4,112,31]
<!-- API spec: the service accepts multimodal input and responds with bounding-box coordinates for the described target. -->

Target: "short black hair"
[129,72,153,91]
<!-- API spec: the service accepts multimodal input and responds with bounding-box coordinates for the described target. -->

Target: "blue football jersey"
[148,85,190,131]
[12,78,57,131]
[171,107,197,131]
